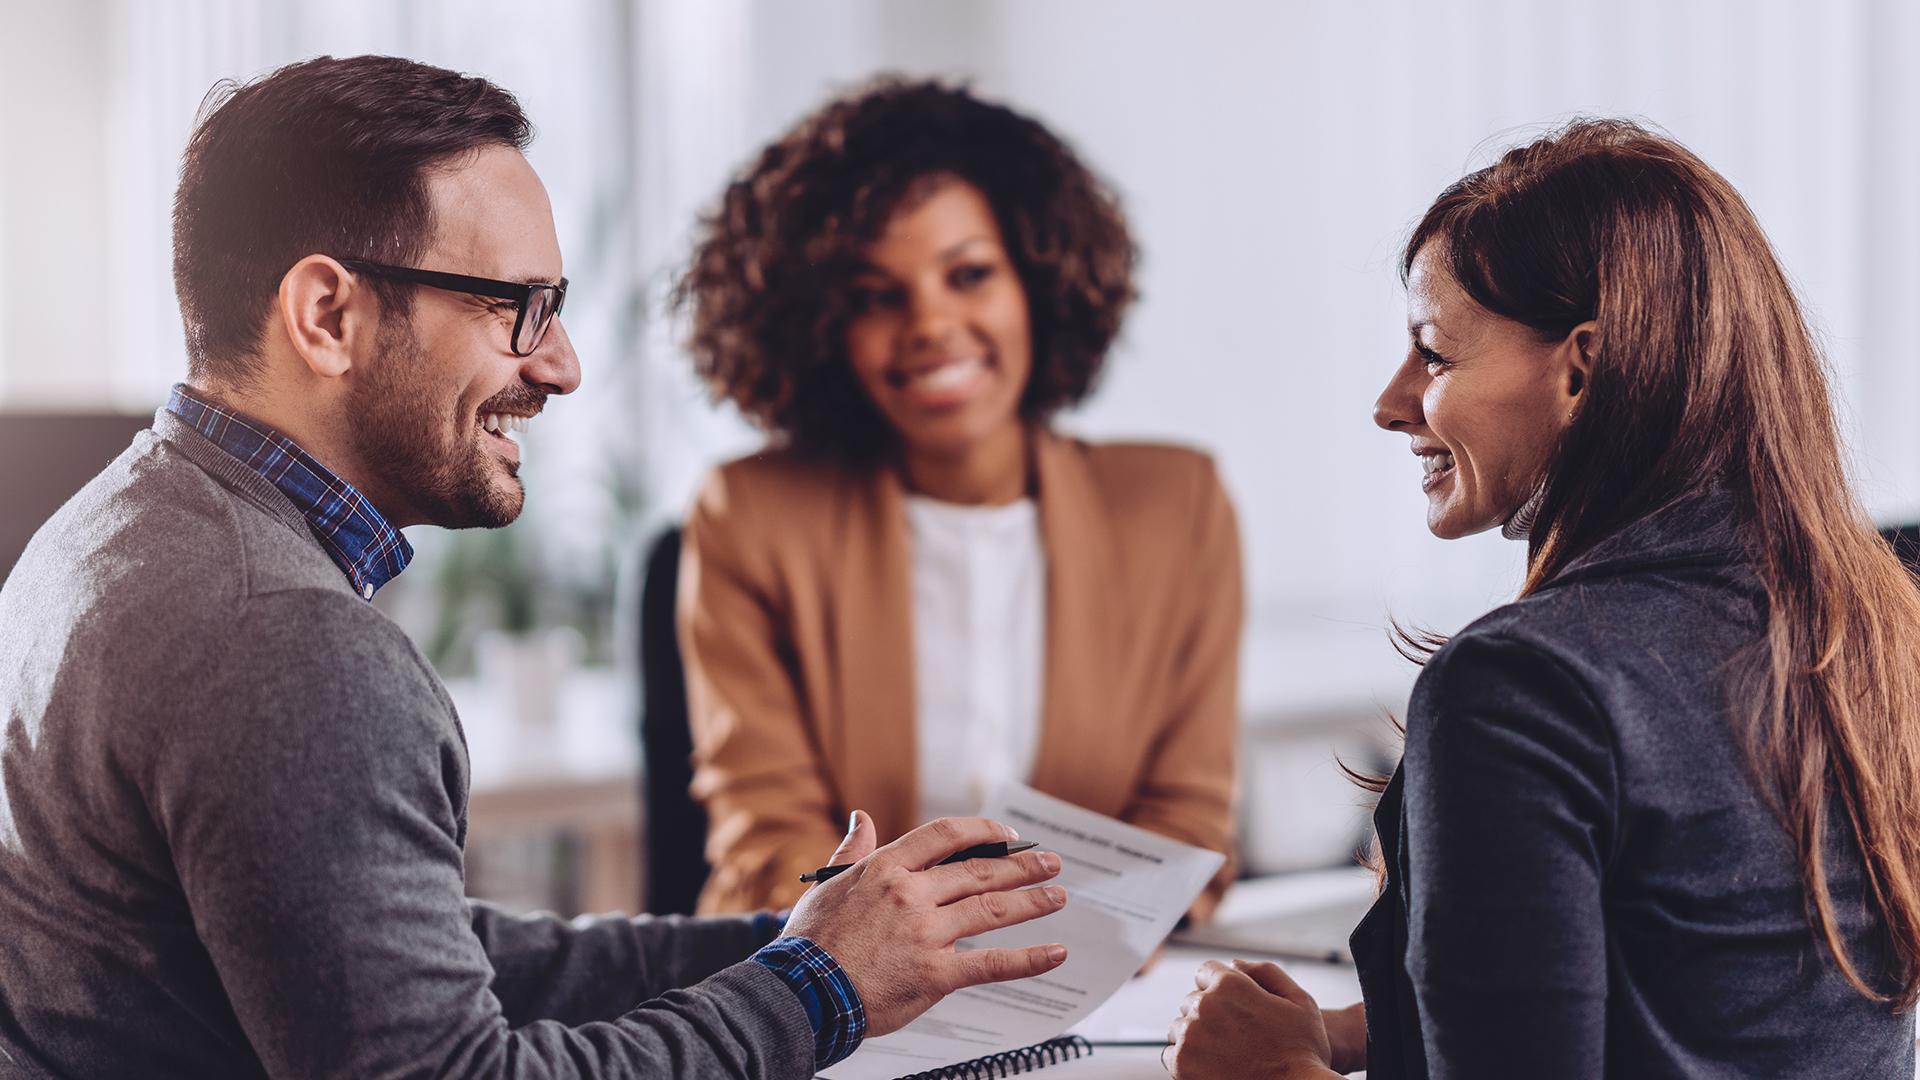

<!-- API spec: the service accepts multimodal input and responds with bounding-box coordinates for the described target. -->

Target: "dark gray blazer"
[0,413,814,1078]
[1353,489,1916,1079]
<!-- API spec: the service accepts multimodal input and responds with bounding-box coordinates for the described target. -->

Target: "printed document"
[818,783,1224,1079]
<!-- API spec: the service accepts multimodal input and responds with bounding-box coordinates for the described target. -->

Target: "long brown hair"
[1403,119,1920,1006]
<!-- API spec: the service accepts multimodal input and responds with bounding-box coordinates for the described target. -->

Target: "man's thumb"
[829,809,877,866]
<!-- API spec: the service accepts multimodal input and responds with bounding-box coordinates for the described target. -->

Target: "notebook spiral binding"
[894,1034,1094,1079]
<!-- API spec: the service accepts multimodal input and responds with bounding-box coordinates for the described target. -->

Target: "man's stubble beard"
[350,314,526,530]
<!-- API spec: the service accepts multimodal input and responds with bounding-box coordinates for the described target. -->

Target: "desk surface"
[1048,869,1370,1078]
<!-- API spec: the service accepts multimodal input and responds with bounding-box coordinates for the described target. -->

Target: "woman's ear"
[1564,320,1598,401]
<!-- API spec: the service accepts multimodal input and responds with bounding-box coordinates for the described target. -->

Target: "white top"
[905,495,1048,824]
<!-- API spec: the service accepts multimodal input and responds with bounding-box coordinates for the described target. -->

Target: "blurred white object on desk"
[473,625,583,735]
[445,668,641,914]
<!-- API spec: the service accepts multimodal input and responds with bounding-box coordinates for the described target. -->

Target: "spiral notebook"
[864,1034,1094,1079]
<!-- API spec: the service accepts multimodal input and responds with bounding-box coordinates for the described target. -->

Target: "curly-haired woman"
[672,78,1242,917]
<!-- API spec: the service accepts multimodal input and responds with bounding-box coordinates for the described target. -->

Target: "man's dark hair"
[674,76,1137,461]
[172,55,532,386]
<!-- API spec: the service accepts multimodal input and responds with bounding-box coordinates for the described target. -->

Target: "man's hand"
[784,811,1069,1037]
[1163,959,1347,1079]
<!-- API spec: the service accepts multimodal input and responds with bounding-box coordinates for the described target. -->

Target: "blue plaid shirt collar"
[166,383,412,600]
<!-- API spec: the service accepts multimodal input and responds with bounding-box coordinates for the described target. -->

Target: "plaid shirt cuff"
[750,935,867,1068]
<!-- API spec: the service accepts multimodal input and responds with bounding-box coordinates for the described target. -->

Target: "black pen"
[798,840,1041,884]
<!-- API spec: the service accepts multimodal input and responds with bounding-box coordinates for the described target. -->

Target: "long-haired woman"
[1165,119,1920,1078]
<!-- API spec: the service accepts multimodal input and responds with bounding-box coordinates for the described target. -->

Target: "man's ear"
[276,255,369,379]
[1563,320,1598,401]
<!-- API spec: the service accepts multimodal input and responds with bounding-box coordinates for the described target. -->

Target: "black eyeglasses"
[337,258,568,357]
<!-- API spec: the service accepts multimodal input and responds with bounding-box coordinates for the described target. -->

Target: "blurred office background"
[4,0,1918,914]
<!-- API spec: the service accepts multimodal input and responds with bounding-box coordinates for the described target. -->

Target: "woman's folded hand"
[1163,959,1348,1079]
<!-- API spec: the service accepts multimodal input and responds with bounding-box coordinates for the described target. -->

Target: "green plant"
[426,523,539,670]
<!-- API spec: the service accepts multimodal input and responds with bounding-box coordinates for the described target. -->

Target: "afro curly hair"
[674,76,1138,461]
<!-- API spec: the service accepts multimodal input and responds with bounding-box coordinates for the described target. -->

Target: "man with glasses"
[0,55,1068,1078]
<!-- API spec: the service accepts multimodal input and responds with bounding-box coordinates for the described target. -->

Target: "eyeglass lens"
[514,286,562,356]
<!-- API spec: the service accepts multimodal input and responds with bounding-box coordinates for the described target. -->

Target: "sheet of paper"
[819,783,1225,1080]
[1075,869,1376,1043]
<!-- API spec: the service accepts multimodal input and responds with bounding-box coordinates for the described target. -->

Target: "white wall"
[6,0,1918,725]
[631,0,1920,722]
[987,0,1920,714]
[0,0,115,407]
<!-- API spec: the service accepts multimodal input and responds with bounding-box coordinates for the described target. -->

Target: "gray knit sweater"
[0,412,814,1078]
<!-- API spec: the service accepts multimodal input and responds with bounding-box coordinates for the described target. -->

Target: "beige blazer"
[678,432,1243,919]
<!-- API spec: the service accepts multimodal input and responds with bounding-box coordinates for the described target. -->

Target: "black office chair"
[637,526,711,915]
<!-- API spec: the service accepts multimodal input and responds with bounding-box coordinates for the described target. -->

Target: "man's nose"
[523,317,581,395]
